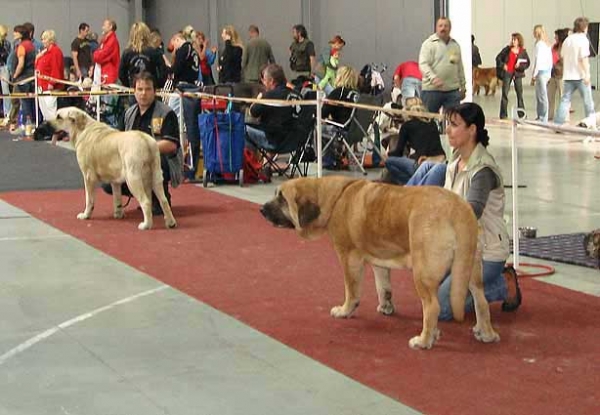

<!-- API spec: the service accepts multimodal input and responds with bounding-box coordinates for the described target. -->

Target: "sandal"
[502,265,522,312]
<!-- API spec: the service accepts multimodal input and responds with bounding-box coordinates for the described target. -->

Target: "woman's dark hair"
[446,103,490,147]
[511,32,524,48]
[555,28,569,47]
[293,24,308,39]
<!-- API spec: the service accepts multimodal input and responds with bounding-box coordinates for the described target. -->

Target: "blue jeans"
[385,156,417,185]
[438,260,507,321]
[421,89,461,114]
[405,161,446,186]
[554,80,596,125]
[401,77,422,105]
[535,70,551,122]
[15,81,34,122]
[246,125,276,151]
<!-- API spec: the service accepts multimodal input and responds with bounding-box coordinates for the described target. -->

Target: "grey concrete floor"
[0,85,599,415]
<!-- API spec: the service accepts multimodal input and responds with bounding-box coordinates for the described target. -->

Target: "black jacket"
[249,84,297,145]
[495,46,530,79]
[389,118,445,160]
[119,46,168,88]
[219,40,243,83]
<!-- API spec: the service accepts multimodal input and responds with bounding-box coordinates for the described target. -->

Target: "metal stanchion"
[34,71,39,127]
[316,90,323,178]
[511,107,520,270]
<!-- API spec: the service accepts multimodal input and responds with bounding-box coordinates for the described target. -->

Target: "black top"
[219,40,243,83]
[389,118,445,160]
[172,42,200,84]
[495,46,530,79]
[71,37,92,70]
[249,84,297,145]
[322,87,359,125]
[119,46,168,88]
[118,101,180,148]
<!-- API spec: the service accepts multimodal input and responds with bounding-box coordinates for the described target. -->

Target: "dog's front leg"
[373,265,394,316]
[331,252,364,318]
[77,175,96,220]
[111,183,125,219]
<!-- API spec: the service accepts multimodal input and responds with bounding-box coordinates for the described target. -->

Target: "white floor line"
[0,235,71,242]
[0,285,169,366]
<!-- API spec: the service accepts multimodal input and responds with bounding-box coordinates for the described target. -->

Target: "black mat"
[511,233,600,269]
[0,133,83,192]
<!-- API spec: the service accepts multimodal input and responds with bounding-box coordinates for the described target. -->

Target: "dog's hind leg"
[152,177,177,229]
[469,256,500,343]
[409,274,441,350]
[330,251,364,318]
[77,174,96,220]
[373,265,394,316]
[111,183,125,219]
[127,175,153,230]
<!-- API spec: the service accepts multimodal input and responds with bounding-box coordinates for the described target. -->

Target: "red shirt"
[507,48,522,73]
[35,44,65,91]
[93,31,120,84]
[394,61,422,80]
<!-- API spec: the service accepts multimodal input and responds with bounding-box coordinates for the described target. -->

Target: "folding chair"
[247,89,316,179]
[322,93,367,175]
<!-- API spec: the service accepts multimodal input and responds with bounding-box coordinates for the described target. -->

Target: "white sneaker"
[9,126,24,136]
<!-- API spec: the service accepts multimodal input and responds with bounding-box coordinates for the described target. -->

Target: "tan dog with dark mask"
[261,176,500,349]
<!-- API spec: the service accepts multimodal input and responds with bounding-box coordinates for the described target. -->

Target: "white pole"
[34,71,39,127]
[96,89,101,122]
[448,0,473,102]
[511,107,520,270]
[178,92,189,167]
[315,90,323,178]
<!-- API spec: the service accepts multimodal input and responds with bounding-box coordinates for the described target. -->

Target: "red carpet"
[2,186,599,415]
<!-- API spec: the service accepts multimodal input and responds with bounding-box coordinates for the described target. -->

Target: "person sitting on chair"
[103,71,183,215]
[383,97,446,185]
[321,65,359,169]
[245,63,297,151]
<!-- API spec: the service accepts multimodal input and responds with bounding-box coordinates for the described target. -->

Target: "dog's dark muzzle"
[32,121,56,141]
[260,203,294,229]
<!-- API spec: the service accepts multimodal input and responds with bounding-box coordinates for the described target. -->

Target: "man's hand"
[530,78,536,86]
[256,92,263,100]
[432,77,444,88]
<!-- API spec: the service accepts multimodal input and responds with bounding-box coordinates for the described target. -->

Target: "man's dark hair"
[262,63,286,86]
[14,25,30,40]
[249,25,259,35]
[132,71,157,90]
[293,24,307,39]
[79,23,89,32]
[22,22,35,37]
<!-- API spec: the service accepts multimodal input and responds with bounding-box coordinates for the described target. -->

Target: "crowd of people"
[0,15,598,321]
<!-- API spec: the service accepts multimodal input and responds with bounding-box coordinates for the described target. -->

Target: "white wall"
[0,0,130,56]
[472,0,600,69]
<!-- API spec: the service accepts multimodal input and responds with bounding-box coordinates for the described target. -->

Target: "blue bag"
[199,110,245,175]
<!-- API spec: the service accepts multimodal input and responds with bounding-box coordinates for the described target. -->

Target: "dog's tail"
[448,211,480,322]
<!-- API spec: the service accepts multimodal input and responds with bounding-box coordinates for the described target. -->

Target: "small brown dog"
[473,67,500,96]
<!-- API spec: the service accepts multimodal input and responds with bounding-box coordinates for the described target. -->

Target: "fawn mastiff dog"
[261,176,500,349]
[38,107,177,230]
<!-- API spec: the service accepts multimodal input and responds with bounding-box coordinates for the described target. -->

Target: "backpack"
[243,148,270,184]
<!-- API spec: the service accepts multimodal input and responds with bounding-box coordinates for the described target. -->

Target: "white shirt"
[561,32,590,81]
[532,40,553,77]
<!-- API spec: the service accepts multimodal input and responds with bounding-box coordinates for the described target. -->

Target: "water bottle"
[24,116,33,139]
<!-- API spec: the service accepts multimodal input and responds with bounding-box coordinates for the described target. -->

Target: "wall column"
[448,0,473,102]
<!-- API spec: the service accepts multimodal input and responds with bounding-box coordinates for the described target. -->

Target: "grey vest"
[124,101,184,188]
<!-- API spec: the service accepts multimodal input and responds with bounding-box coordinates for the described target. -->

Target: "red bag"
[243,148,270,184]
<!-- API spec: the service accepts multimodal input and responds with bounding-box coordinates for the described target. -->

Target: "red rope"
[506,262,556,278]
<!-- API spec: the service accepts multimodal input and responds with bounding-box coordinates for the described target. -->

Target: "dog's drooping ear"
[69,111,88,131]
[297,199,320,228]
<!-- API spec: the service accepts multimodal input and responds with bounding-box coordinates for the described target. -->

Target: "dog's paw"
[165,219,177,229]
[408,328,440,350]
[76,212,90,220]
[330,304,357,318]
[138,222,152,230]
[377,302,395,316]
[113,210,125,219]
[473,325,501,343]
